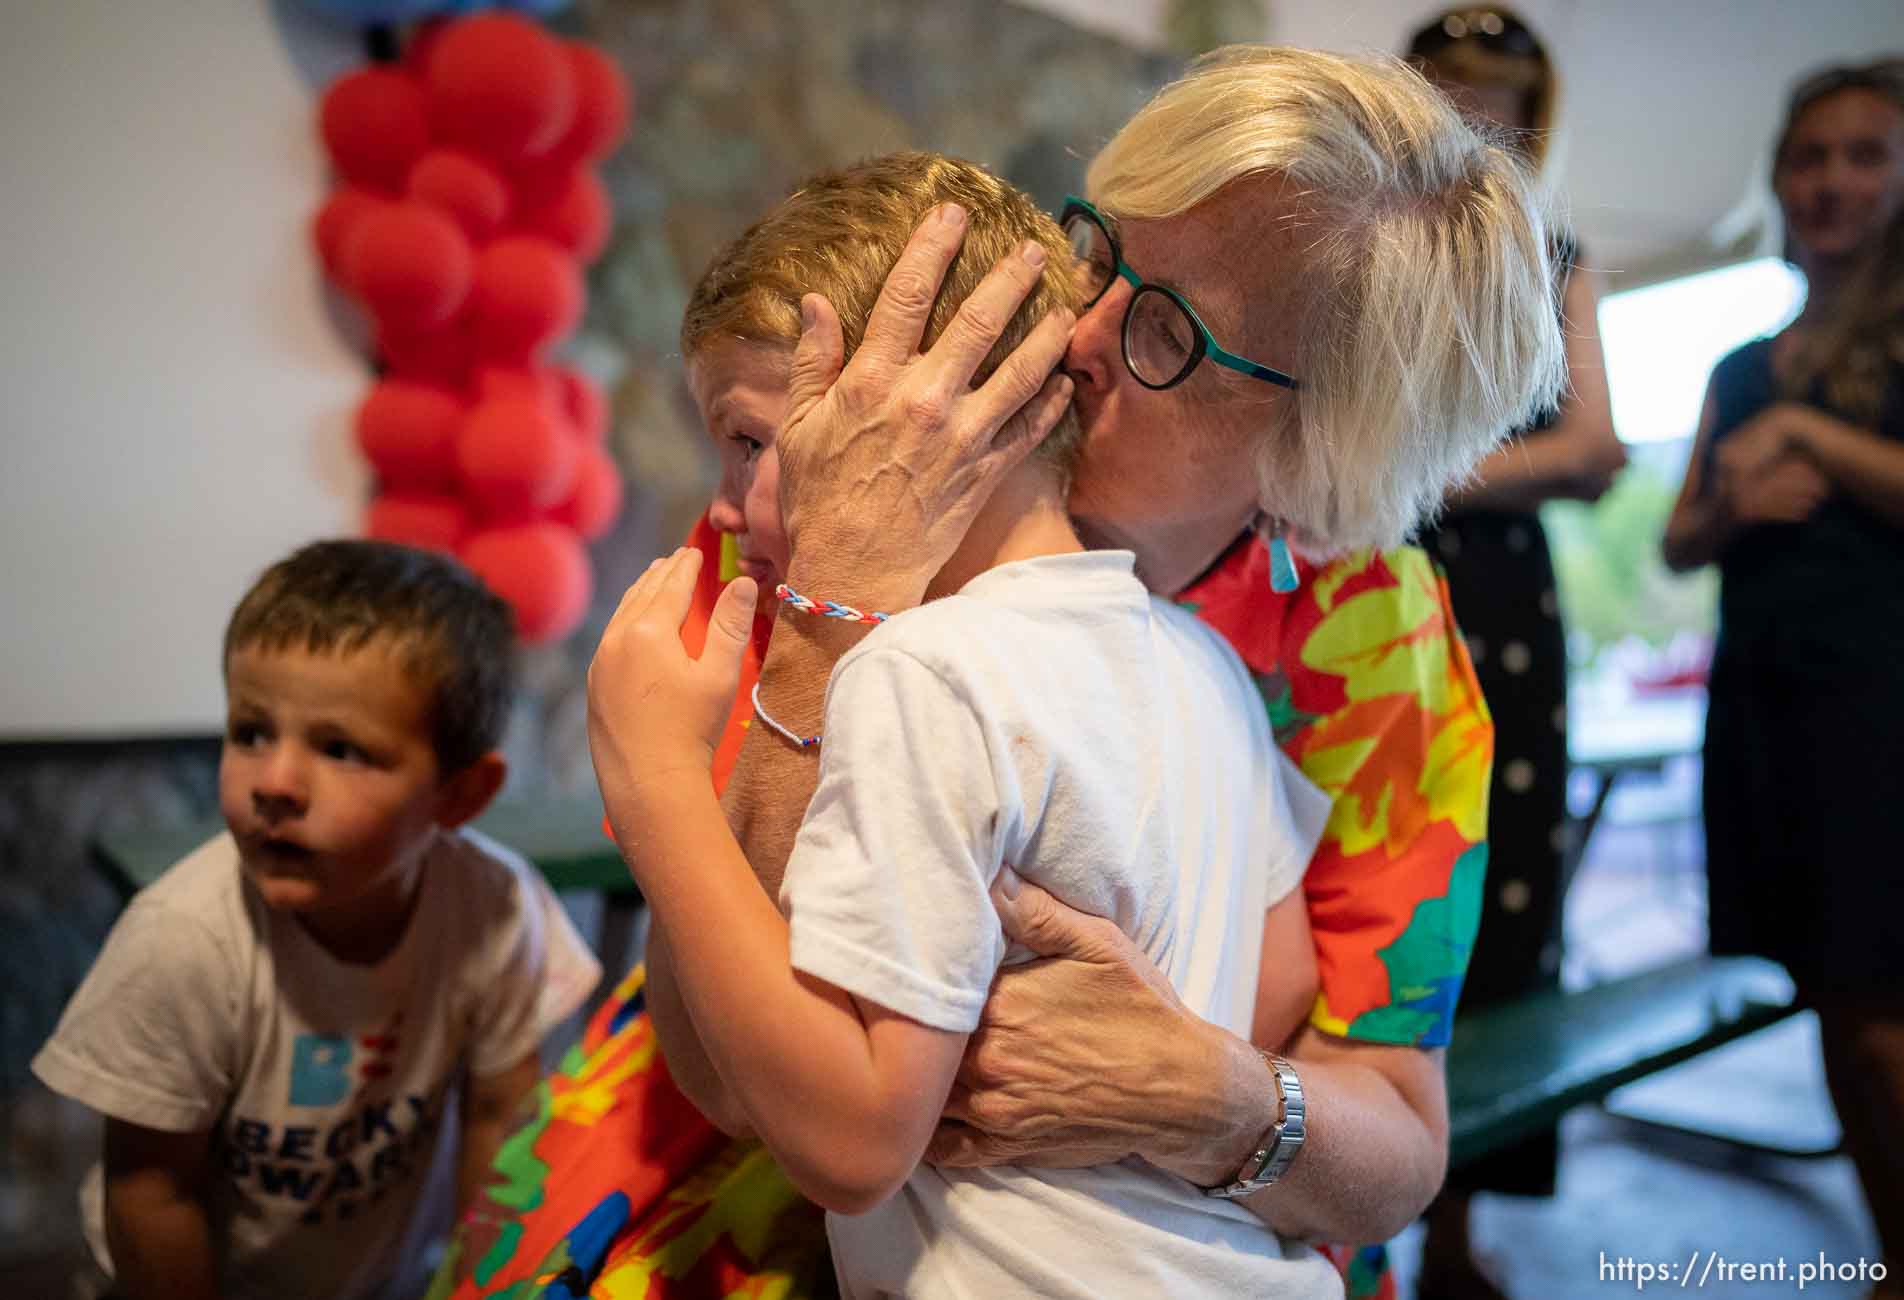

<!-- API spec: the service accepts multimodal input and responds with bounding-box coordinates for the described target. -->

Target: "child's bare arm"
[643,922,755,1136]
[1251,890,1319,1053]
[588,550,974,1210]
[103,1118,220,1300]
[622,769,965,1212]
[459,1051,541,1214]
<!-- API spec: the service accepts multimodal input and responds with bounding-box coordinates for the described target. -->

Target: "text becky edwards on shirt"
[224,1085,450,1220]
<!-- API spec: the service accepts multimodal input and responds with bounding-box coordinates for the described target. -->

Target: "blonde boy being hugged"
[588,153,1340,1299]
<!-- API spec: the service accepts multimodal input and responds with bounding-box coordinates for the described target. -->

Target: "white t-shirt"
[779,550,1341,1300]
[32,825,601,1300]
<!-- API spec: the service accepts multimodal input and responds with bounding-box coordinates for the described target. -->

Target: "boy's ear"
[435,751,507,830]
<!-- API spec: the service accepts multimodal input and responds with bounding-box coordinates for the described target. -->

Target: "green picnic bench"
[1445,953,1808,1169]
[91,793,646,984]
[91,793,635,900]
[95,810,1812,1169]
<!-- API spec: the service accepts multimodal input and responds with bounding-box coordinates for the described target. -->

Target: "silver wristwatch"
[1203,1053,1305,1198]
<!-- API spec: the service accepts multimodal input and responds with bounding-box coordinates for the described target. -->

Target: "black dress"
[1417,242,1578,1199]
[1701,339,1904,994]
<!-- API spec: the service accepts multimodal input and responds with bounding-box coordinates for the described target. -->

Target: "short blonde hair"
[682,151,1085,473]
[1086,45,1567,553]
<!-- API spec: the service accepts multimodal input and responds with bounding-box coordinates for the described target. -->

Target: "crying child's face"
[690,338,794,592]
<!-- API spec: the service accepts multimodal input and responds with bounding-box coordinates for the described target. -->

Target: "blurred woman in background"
[1664,60,1904,1298]
[1405,9,1626,1298]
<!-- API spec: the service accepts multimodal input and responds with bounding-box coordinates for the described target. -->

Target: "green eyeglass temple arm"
[1209,345,1299,390]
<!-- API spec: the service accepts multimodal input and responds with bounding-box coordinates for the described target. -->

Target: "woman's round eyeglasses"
[1059,195,1299,392]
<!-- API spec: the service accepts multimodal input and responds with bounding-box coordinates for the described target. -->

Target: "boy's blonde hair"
[1086,45,1568,553]
[682,151,1085,473]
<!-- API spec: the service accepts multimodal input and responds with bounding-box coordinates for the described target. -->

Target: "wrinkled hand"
[926,869,1222,1177]
[585,549,757,821]
[774,205,1076,607]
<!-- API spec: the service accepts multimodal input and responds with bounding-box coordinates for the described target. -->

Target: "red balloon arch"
[315,12,630,644]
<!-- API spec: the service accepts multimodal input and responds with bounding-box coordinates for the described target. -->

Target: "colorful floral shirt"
[429,519,1488,1300]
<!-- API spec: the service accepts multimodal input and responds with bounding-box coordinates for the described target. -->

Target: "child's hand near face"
[587,548,759,836]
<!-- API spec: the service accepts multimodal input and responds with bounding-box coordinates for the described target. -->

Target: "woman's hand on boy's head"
[586,548,757,813]
[774,205,1076,610]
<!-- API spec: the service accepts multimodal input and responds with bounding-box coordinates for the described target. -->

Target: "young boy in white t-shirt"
[34,540,600,1300]
[584,154,1341,1298]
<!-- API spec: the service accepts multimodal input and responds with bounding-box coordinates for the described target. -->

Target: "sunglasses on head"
[1407,9,1543,61]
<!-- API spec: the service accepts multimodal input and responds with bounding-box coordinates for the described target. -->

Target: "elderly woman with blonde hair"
[675,38,1559,1284]
[440,44,1564,1300]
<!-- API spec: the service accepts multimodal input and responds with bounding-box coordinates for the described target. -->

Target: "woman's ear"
[435,751,507,829]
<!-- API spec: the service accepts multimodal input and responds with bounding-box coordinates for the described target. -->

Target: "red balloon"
[344,202,474,332]
[355,380,465,489]
[551,43,631,165]
[366,491,472,554]
[504,152,574,213]
[320,68,432,193]
[475,364,563,413]
[552,445,624,541]
[517,167,610,263]
[405,16,452,78]
[455,396,580,517]
[407,150,511,243]
[379,318,475,387]
[312,187,389,280]
[426,14,576,165]
[470,236,583,363]
[552,365,607,442]
[461,523,593,643]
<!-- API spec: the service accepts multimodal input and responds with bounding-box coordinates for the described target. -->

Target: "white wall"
[0,2,368,739]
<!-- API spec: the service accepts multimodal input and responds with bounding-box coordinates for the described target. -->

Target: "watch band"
[1203,1052,1305,1199]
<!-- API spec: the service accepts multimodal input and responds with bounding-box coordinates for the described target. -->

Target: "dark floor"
[1,761,1886,1298]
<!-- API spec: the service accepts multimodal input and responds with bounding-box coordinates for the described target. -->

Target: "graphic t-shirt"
[33,826,600,1300]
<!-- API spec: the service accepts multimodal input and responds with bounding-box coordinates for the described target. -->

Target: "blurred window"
[1599,257,1807,445]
